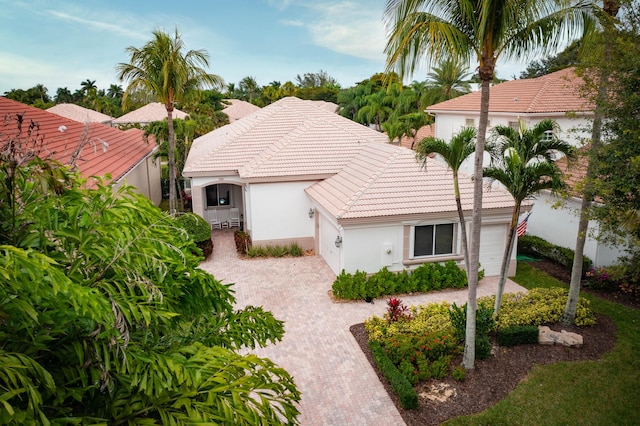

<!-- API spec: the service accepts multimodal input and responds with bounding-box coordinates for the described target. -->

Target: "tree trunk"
[167,106,176,215]
[462,77,491,370]
[454,174,470,275]
[494,205,520,316]
[563,0,618,325]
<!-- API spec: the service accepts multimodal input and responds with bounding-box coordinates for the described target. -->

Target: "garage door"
[479,224,508,277]
[319,214,341,274]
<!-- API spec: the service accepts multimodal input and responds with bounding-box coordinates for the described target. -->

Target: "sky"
[1,0,531,96]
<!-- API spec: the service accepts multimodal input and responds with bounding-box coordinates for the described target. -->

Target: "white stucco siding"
[319,212,341,274]
[526,191,625,267]
[248,181,317,242]
[342,224,404,274]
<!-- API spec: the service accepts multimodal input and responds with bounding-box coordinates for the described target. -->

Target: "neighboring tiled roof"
[47,103,113,124]
[553,147,599,201]
[0,97,156,188]
[311,100,338,113]
[222,99,261,122]
[427,68,593,114]
[111,102,188,125]
[305,143,515,221]
[184,97,389,179]
[398,124,435,149]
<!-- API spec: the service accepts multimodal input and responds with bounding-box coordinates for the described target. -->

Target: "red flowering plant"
[384,297,412,323]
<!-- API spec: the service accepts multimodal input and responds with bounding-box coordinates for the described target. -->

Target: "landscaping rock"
[538,326,583,347]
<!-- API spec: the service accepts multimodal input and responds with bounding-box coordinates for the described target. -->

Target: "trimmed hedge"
[518,235,593,277]
[332,261,471,301]
[174,213,213,259]
[369,340,418,409]
[496,325,540,347]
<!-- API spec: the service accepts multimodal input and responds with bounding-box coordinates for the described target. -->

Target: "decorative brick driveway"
[199,229,526,426]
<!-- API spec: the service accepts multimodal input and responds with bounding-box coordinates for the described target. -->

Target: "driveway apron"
[199,229,527,426]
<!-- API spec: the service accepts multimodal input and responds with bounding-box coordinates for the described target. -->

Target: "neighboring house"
[426,68,593,174]
[222,99,261,122]
[0,97,162,204]
[184,97,520,277]
[311,100,339,113]
[527,150,625,267]
[47,103,114,125]
[111,102,188,127]
[426,68,625,267]
[398,124,435,150]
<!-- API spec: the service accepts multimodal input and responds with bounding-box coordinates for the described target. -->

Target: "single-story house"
[111,102,188,127]
[47,103,114,125]
[0,97,162,204]
[184,96,520,276]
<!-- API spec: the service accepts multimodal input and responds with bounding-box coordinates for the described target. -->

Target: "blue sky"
[1,0,529,95]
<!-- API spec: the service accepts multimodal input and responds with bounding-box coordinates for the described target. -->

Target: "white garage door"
[319,214,341,274]
[479,224,508,277]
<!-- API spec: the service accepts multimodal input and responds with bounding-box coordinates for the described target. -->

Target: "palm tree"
[55,87,73,104]
[384,0,594,370]
[424,58,473,105]
[415,127,477,276]
[80,79,97,94]
[107,84,124,99]
[117,29,224,214]
[239,76,260,104]
[484,120,574,315]
[356,90,394,131]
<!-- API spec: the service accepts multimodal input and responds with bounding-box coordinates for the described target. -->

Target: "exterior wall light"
[308,208,315,218]
[335,235,342,247]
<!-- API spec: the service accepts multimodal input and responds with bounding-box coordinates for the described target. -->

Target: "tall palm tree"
[55,87,73,104]
[356,90,394,131]
[117,29,224,214]
[107,84,124,99]
[80,79,97,94]
[415,127,477,276]
[424,58,473,105]
[484,120,574,315]
[384,0,594,370]
[239,76,260,104]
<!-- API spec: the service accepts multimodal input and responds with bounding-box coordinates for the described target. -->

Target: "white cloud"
[281,19,305,27]
[46,10,148,40]
[304,2,387,62]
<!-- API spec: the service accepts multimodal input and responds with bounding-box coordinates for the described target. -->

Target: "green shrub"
[245,243,305,258]
[449,302,495,360]
[369,340,418,409]
[496,325,540,346]
[479,287,596,329]
[175,213,211,243]
[518,235,593,276]
[475,336,492,360]
[174,213,213,258]
[331,260,468,301]
[452,365,466,381]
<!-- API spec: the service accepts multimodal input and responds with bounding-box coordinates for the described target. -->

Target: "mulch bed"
[350,259,626,426]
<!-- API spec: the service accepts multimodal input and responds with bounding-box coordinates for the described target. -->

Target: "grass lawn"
[445,262,640,426]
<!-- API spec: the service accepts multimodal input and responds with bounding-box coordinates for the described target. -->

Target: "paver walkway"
[199,229,527,426]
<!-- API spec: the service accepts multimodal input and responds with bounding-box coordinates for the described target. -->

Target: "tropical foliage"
[0,118,299,424]
[484,119,574,314]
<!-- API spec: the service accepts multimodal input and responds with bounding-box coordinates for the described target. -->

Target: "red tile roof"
[1,97,156,188]
[427,68,593,114]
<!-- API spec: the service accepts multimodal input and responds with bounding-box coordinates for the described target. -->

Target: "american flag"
[517,212,531,238]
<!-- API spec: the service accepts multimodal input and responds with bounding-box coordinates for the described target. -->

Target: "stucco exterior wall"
[113,154,162,206]
[527,191,624,267]
[248,181,317,249]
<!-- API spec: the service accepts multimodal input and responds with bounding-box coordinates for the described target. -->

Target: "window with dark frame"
[205,184,231,207]
[413,224,454,257]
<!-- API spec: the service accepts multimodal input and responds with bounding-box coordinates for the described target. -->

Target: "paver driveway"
[199,229,527,426]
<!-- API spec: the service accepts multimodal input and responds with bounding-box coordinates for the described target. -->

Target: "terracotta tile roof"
[398,124,435,149]
[1,97,156,188]
[305,143,516,221]
[222,99,261,122]
[553,147,600,202]
[427,68,593,114]
[47,103,113,124]
[184,97,389,179]
[111,102,188,125]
